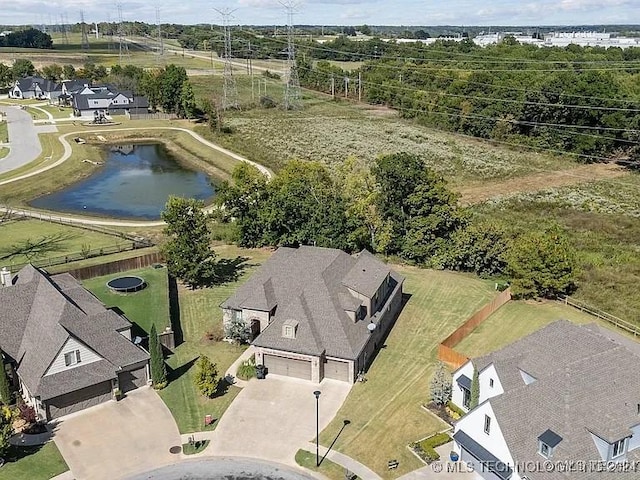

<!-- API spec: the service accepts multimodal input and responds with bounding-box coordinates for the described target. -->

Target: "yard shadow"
[212,377,231,398]
[364,292,412,373]
[214,256,250,285]
[168,275,184,346]
[319,419,351,466]
[167,357,198,382]
[3,443,46,463]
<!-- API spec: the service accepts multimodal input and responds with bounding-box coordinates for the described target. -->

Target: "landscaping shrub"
[18,404,36,424]
[411,432,452,464]
[0,359,11,405]
[194,355,219,398]
[149,324,168,389]
[447,401,466,418]
[236,355,256,380]
[429,362,451,406]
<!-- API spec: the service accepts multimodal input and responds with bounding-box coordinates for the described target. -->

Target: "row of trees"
[217,153,577,299]
[0,28,52,49]
[298,39,640,161]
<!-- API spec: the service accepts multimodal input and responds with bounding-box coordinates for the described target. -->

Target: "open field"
[475,173,640,324]
[0,442,69,480]
[0,218,132,267]
[158,246,273,433]
[0,120,7,142]
[319,266,497,478]
[83,266,170,334]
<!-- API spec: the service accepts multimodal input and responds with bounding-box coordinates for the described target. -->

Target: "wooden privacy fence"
[128,113,178,121]
[437,288,512,370]
[560,296,640,337]
[62,251,164,280]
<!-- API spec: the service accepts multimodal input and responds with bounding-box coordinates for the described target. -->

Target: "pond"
[30,143,216,220]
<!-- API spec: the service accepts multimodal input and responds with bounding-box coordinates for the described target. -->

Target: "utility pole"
[358,71,362,102]
[344,76,348,99]
[80,11,90,51]
[117,4,129,65]
[156,7,164,58]
[281,1,302,110]
[214,8,239,110]
[331,76,335,98]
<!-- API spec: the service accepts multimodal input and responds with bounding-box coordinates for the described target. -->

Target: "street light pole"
[314,390,321,466]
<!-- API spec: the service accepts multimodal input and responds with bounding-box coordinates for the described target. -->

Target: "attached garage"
[46,381,113,420]
[118,366,148,393]
[324,358,351,382]
[263,354,312,381]
[453,431,513,480]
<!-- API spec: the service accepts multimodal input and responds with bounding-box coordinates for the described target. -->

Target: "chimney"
[0,267,11,287]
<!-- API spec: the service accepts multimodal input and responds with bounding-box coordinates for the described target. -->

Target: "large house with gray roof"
[221,246,404,383]
[0,265,150,421]
[9,76,62,101]
[451,320,640,480]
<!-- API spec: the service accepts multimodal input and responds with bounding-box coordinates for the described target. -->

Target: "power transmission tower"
[214,8,239,110]
[60,14,69,44]
[156,7,164,58]
[80,11,90,50]
[281,1,301,110]
[117,4,129,65]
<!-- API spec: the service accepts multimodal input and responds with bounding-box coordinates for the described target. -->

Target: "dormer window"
[282,319,298,339]
[612,438,626,459]
[64,350,81,366]
[538,429,562,459]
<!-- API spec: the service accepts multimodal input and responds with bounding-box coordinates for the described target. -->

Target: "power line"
[281,1,302,110]
[117,4,129,65]
[80,11,89,51]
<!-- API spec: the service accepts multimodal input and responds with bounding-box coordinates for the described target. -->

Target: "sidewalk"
[302,442,381,480]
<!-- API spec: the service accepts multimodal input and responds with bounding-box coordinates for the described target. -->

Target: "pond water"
[30,143,216,220]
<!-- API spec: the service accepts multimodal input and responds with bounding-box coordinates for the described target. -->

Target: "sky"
[1,0,639,27]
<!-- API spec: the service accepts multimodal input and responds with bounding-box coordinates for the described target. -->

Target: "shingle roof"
[0,265,149,399]
[223,246,403,360]
[342,250,390,298]
[37,360,116,400]
[470,321,640,480]
[16,76,60,94]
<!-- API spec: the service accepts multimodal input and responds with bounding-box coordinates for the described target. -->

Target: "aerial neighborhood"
[0,8,639,480]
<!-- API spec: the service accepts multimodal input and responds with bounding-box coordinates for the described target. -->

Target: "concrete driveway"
[0,105,58,175]
[201,376,351,465]
[51,387,182,480]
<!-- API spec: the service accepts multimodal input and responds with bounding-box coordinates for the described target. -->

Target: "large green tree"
[179,81,197,119]
[506,224,577,299]
[149,324,167,389]
[161,196,218,289]
[11,59,35,79]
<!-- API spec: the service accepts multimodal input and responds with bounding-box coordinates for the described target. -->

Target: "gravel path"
[124,457,317,480]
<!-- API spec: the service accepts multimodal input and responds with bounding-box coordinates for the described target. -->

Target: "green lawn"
[455,299,618,359]
[0,147,7,160]
[158,246,273,433]
[295,449,353,480]
[0,442,68,480]
[0,120,7,143]
[38,105,73,119]
[23,106,49,121]
[0,219,132,268]
[83,266,170,334]
[319,267,497,478]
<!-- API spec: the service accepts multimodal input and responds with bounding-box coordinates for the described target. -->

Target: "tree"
[470,367,479,409]
[429,362,451,406]
[179,81,197,119]
[0,360,10,405]
[224,316,251,344]
[194,356,219,398]
[506,224,577,299]
[0,406,12,458]
[41,64,63,82]
[161,196,218,289]
[159,65,188,113]
[149,324,167,389]
[62,64,76,80]
[11,59,35,79]
[0,63,12,88]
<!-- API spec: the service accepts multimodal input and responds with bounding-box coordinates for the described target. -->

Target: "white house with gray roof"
[0,265,150,421]
[451,320,640,480]
[221,246,404,383]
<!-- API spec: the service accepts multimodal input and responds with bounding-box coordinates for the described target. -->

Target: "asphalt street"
[124,457,318,480]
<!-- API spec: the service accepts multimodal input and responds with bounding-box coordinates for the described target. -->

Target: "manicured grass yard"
[0,120,7,143]
[0,442,68,480]
[0,219,132,267]
[158,246,273,434]
[455,299,616,359]
[295,449,352,480]
[0,147,7,160]
[319,267,497,478]
[83,266,170,334]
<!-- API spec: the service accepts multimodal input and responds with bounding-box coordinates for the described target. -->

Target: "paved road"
[125,457,318,480]
[0,105,52,174]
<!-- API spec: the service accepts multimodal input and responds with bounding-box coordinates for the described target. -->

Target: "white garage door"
[263,354,312,380]
[324,359,350,382]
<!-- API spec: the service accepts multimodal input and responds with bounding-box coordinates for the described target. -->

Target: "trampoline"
[107,276,146,293]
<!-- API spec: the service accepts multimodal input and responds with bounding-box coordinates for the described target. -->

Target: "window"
[462,388,471,409]
[612,439,626,458]
[64,350,81,367]
[284,326,293,338]
[484,415,491,434]
[539,441,551,458]
[489,378,494,388]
